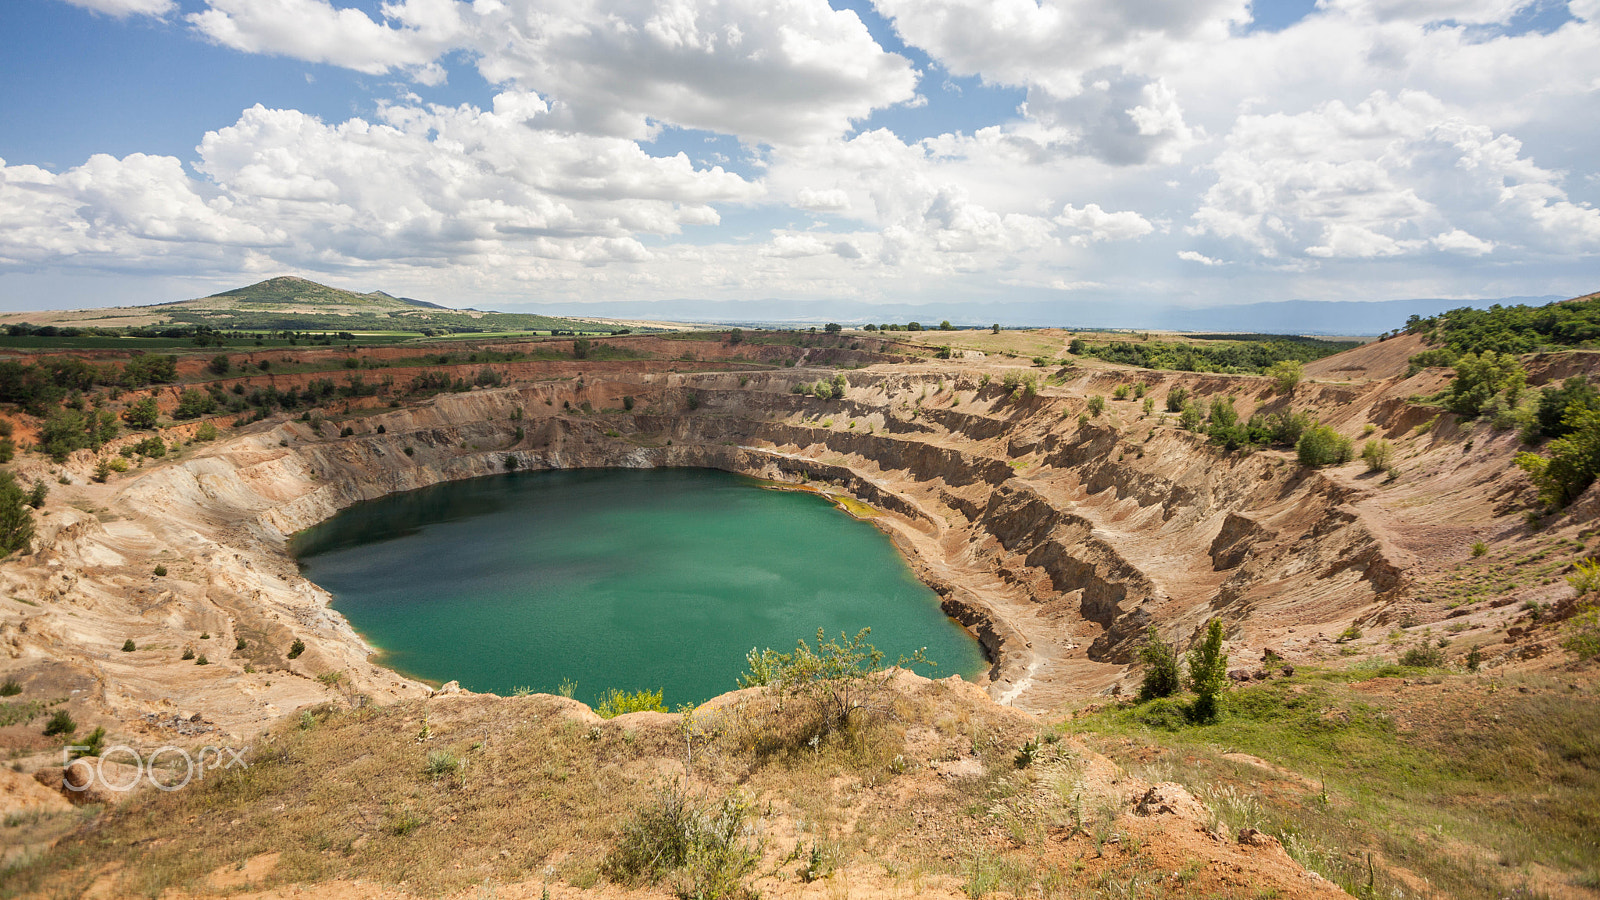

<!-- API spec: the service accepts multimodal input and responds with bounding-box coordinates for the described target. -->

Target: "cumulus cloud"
[1190,91,1600,261]
[60,0,175,17]
[1056,203,1154,244]
[185,0,918,145]
[189,0,462,84]
[0,96,763,277]
[796,187,852,211]
[1177,250,1224,265]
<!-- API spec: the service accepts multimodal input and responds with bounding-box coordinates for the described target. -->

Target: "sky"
[0,0,1596,319]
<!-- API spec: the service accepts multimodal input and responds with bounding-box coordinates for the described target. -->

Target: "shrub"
[602,783,761,900]
[1515,402,1600,509]
[121,395,159,429]
[1297,424,1353,467]
[1562,603,1600,660]
[121,639,136,652]
[1086,395,1105,416]
[1466,646,1483,671]
[1471,541,1489,558]
[71,726,107,759]
[43,709,76,736]
[0,678,20,697]
[195,654,208,665]
[1567,558,1600,596]
[1398,645,1445,667]
[740,627,928,737]
[1112,385,1130,401]
[1186,619,1229,723]
[594,688,666,718]
[1361,439,1394,472]
[236,637,247,650]
[1444,351,1525,418]
[181,647,195,660]
[1336,626,1362,642]
[173,388,217,420]
[1267,359,1302,394]
[1142,396,1155,416]
[424,749,461,779]
[153,564,168,577]
[1165,386,1189,412]
[1137,626,1181,701]
[288,638,306,659]
[686,393,700,410]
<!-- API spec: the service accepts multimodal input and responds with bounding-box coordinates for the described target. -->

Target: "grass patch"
[1067,669,1600,898]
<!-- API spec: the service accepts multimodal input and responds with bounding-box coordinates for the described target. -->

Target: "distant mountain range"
[1,274,1575,337]
[516,295,1567,335]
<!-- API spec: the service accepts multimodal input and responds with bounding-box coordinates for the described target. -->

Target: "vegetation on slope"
[1072,335,1359,375]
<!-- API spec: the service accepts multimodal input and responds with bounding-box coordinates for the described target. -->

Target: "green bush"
[1515,402,1600,509]
[1567,558,1600,596]
[1443,351,1525,418]
[1086,395,1105,416]
[181,646,194,660]
[602,783,761,900]
[1165,385,1189,413]
[121,639,136,652]
[740,627,928,737]
[1562,603,1600,660]
[43,709,76,737]
[288,638,306,659]
[1133,697,1189,731]
[1398,645,1445,667]
[594,687,666,718]
[424,749,461,779]
[1297,424,1353,467]
[0,678,20,697]
[1137,626,1181,701]
[1361,439,1393,472]
[153,564,167,577]
[1268,359,1302,393]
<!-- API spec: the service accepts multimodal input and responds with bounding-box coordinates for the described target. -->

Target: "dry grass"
[2,678,1037,899]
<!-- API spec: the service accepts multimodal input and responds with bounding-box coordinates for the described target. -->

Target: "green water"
[291,468,987,707]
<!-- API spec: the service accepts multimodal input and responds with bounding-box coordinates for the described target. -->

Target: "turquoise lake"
[291,468,987,707]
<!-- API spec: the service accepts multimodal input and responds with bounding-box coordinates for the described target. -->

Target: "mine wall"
[6,359,1438,722]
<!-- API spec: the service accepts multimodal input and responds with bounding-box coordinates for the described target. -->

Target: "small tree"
[1186,619,1229,722]
[0,471,35,557]
[122,395,160,429]
[1165,386,1189,413]
[991,323,1001,334]
[1137,626,1181,701]
[208,355,231,376]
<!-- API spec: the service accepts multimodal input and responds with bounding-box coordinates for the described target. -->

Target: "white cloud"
[0,96,764,277]
[189,0,462,83]
[1177,250,1223,265]
[186,0,918,145]
[60,0,175,17]
[1191,91,1600,261]
[763,232,832,258]
[796,187,852,211]
[1432,229,1495,255]
[1056,203,1154,244]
